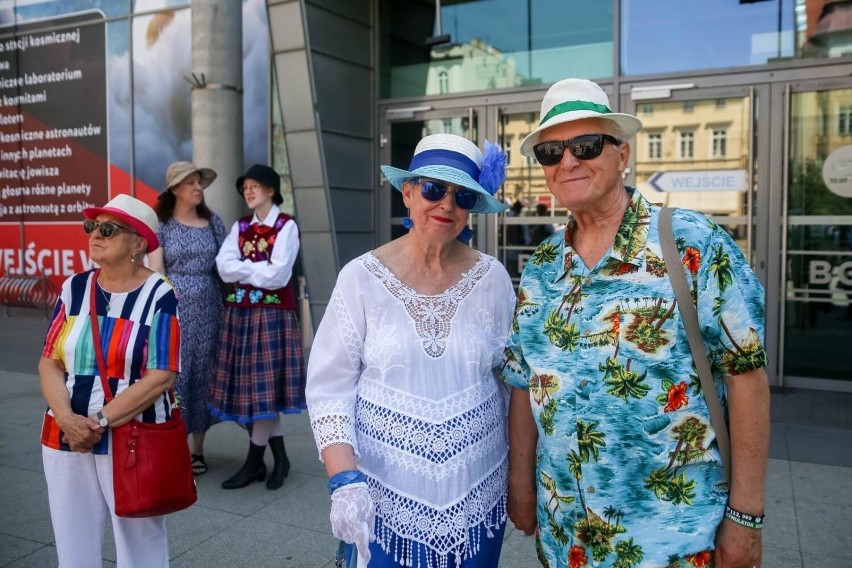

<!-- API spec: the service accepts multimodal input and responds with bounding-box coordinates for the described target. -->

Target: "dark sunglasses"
[532,133,621,166]
[83,219,139,238]
[416,179,479,211]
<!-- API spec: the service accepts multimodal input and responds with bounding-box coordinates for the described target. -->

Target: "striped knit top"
[40,269,181,454]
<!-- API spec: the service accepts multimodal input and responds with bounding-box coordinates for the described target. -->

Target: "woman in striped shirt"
[39,194,181,568]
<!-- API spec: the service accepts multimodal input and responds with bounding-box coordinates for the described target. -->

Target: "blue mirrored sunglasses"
[415,179,479,211]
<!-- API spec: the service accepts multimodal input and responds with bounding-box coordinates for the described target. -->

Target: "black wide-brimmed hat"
[236,164,282,205]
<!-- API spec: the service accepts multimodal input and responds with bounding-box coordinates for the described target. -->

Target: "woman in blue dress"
[149,161,227,476]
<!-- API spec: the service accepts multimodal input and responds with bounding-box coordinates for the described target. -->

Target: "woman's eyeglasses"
[83,219,139,238]
[532,133,621,166]
[417,179,479,211]
[238,183,265,196]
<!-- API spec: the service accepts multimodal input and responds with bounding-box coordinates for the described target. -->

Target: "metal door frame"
[772,76,852,392]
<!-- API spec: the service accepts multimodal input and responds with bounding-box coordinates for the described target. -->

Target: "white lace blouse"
[306,251,515,565]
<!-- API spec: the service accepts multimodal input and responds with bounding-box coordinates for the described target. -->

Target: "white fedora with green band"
[519,78,643,157]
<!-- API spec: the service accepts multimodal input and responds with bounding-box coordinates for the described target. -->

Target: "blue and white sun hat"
[519,78,643,157]
[381,133,508,214]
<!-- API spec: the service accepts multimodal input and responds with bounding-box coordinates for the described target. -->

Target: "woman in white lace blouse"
[306,133,515,568]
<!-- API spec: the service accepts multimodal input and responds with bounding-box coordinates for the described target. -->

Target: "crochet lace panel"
[368,459,507,560]
[362,253,492,359]
[309,399,358,458]
[357,381,505,481]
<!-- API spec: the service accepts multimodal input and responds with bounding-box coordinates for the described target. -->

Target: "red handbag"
[89,270,197,518]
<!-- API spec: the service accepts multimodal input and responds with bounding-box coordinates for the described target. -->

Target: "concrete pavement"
[0,311,850,567]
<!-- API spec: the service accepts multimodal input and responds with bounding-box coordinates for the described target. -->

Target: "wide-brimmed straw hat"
[165,161,217,191]
[236,164,283,206]
[84,194,160,252]
[520,78,643,157]
[381,133,508,214]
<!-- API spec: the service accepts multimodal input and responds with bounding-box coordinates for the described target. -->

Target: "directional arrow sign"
[648,169,747,192]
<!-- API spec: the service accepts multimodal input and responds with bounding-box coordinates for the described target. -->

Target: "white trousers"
[42,446,169,568]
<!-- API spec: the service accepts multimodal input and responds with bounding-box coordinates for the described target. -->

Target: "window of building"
[380,0,614,98]
[839,105,852,136]
[647,133,662,160]
[711,129,727,158]
[438,70,449,94]
[683,100,695,113]
[679,131,694,159]
[716,98,727,109]
[619,1,819,76]
[642,104,654,115]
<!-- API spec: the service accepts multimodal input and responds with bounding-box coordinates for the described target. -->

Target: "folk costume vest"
[225,213,297,310]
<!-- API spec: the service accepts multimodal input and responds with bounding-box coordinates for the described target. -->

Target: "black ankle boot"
[266,436,290,490]
[221,442,267,489]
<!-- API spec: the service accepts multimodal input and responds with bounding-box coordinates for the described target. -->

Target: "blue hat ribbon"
[409,149,480,180]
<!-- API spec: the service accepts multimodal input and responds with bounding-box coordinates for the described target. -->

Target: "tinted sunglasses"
[532,133,621,166]
[416,179,479,211]
[83,219,139,238]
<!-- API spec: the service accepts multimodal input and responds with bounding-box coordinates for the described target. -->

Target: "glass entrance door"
[626,87,761,265]
[780,82,852,390]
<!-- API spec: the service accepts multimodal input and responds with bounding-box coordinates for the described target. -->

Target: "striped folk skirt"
[209,306,305,423]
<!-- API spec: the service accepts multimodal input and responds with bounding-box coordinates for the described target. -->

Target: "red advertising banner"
[0,12,109,290]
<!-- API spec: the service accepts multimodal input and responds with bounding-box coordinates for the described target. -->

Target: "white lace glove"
[330,482,375,564]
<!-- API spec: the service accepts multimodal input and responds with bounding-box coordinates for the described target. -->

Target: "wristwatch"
[96,410,110,428]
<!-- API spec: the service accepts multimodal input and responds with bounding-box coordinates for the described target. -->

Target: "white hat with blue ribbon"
[519,78,643,157]
[381,133,508,214]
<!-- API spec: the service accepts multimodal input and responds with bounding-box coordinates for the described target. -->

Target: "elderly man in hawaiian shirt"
[502,78,769,568]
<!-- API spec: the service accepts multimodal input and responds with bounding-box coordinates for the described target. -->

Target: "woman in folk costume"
[210,164,305,491]
[306,134,515,567]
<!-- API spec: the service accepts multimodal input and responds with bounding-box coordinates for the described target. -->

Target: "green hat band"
[540,100,612,126]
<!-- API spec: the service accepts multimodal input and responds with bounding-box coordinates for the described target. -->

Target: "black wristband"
[724,504,765,530]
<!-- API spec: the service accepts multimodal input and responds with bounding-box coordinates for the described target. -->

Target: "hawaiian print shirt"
[502,188,767,568]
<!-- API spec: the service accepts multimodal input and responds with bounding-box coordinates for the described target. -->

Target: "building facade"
[0,0,850,392]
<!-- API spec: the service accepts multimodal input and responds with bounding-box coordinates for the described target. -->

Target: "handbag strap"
[90,270,114,403]
[659,207,732,484]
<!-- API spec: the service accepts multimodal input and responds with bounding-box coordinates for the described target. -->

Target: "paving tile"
[762,545,802,567]
[190,462,290,517]
[785,424,852,468]
[166,505,246,558]
[0,422,44,472]
[0,489,54,545]
[0,393,47,428]
[769,423,790,461]
[169,516,339,568]
[0,464,46,508]
[763,458,798,551]
[801,552,852,568]
[252,473,332,534]
[791,462,852,508]
[796,500,852,558]
[0,534,44,566]
[0,545,59,568]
